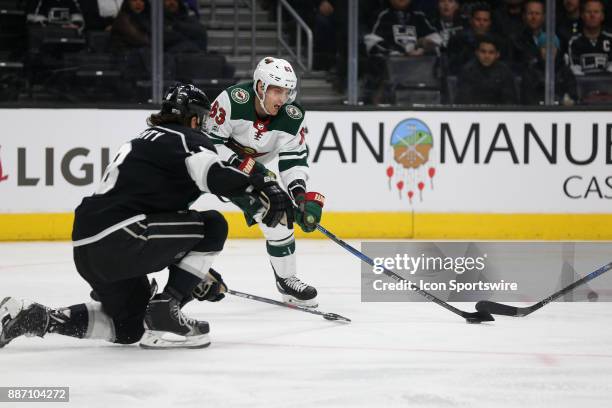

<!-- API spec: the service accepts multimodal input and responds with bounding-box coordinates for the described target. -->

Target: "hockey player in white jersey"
[204,57,325,307]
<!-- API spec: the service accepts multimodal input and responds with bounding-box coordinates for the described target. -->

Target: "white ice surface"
[1,241,611,408]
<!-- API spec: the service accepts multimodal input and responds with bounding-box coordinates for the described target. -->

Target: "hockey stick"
[476,261,612,317]
[227,289,351,323]
[314,224,494,324]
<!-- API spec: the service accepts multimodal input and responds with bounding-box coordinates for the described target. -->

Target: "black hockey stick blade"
[475,261,612,318]
[476,300,524,317]
[322,312,352,323]
[228,289,351,323]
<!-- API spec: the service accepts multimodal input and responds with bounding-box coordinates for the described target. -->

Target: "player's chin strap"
[256,86,273,116]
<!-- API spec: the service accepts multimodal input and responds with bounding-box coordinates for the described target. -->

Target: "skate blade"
[281,294,318,309]
[139,330,211,350]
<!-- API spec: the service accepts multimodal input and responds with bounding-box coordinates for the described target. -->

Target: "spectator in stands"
[81,0,121,31]
[568,0,612,75]
[364,0,441,58]
[557,0,581,53]
[521,32,577,105]
[511,0,545,71]
[111,0,149,51]
[27,0,84,31]
[447,3,505,74]
[493,0,525,39]
[456,35,517,104]
[310,0,339,71]
[364,0,441,104]
[163,0,207,53]
[431,0,466,49]
[459,0,495,19]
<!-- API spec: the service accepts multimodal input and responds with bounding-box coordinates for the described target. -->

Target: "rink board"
[0,109,611,240]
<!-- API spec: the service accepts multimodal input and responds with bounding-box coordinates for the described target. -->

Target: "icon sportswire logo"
[0,146,8,182]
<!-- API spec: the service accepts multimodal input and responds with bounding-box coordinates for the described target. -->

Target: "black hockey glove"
[192,269,227,302]
[248,172,294,229]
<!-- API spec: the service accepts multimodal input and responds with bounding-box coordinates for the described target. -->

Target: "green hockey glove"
[295,192,325,233]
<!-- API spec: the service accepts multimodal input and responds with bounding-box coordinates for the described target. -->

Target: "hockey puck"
[587,291,599,302]
[465,317,483,324]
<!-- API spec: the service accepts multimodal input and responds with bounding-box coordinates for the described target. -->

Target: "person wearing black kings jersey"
[0,84,294,350]
[364,0,442,103]
[364,0,441,57]
[568,0,612,75]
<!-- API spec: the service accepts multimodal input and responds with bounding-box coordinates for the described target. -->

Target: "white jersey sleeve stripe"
[185,149,222,193]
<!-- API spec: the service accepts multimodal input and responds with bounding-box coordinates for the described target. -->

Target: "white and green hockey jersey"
[203,81,309,188]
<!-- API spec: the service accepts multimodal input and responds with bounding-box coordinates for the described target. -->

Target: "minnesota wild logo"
[285,105,302,120]
[231,88,250,104]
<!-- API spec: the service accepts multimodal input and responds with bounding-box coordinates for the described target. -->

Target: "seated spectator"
[459,0,495,19]
[310,0,338,71]
[163,0,207,53]
[26,0,84,32]
[493,0,525,39]
[363,0,442,104]
[568,0,612,75]
[447,3,506,74]
[364,0,441,58]
[111,0,149,51]
[431,0,467,49]
[557,0,582,53]
[81,0,121,31]
[456,35,517,104]
[521,32,577,105]
[511,0,545,71]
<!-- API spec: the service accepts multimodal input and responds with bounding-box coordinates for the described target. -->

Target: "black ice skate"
[0,297,50,348]
[140,293,210,349]
[275,273,318,308]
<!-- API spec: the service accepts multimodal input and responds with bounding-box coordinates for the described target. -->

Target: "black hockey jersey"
[364,7,436,55]
[568,31,612,74]
[73,123,229,242]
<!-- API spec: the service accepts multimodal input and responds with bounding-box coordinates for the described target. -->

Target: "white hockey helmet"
[253,57,298,107]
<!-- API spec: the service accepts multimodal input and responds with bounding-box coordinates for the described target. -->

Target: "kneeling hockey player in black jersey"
[0,84,294,349]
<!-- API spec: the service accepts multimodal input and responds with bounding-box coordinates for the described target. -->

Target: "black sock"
[48,304,89,339]
[164,265,202,303]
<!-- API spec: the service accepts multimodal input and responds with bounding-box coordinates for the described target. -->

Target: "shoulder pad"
[224,82,256,121]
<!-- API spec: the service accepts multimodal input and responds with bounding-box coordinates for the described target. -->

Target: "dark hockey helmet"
[162,83,211,126]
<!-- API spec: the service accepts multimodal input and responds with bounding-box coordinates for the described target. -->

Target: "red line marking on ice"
[535,354,558,366]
